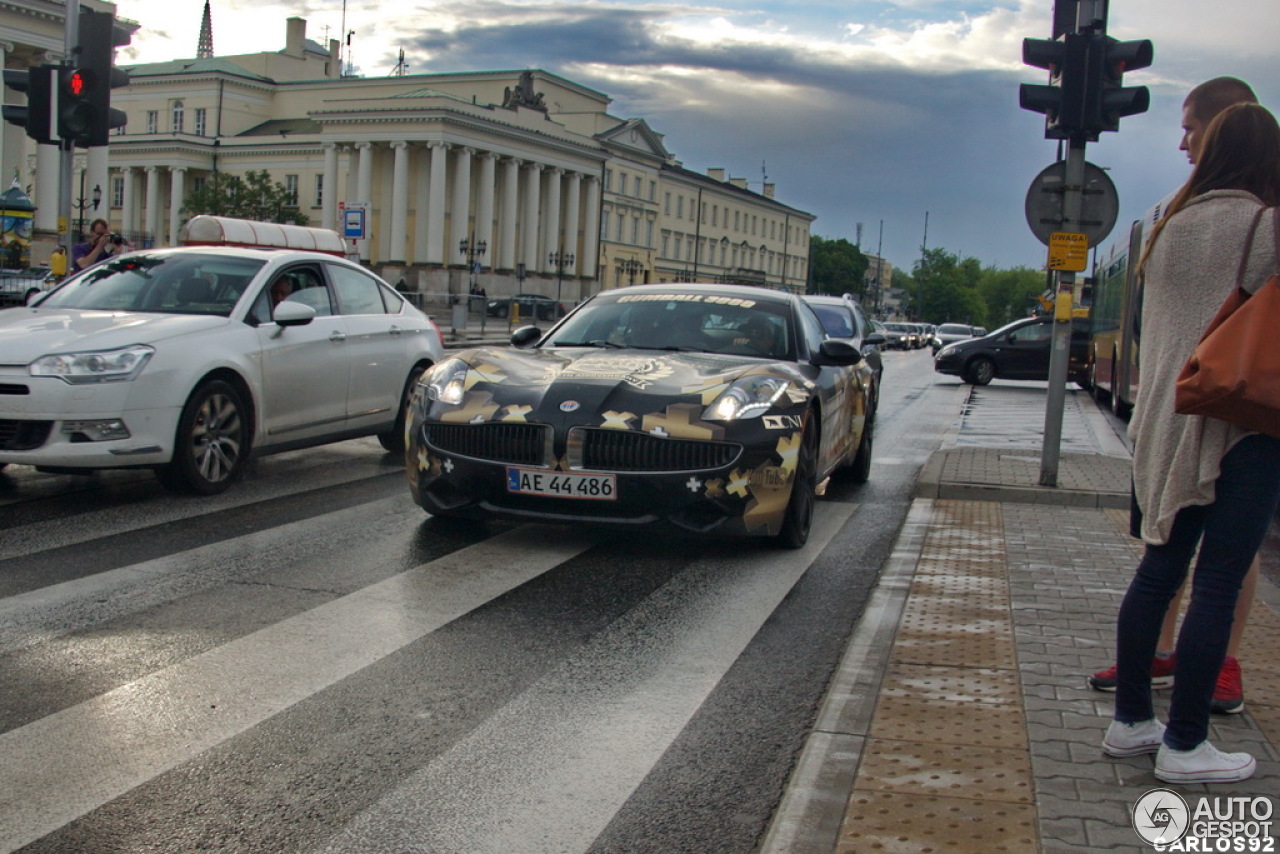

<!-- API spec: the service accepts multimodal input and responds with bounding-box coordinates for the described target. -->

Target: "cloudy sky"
[111,0,1277,273]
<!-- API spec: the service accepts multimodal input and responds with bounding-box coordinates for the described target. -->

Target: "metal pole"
[59,0,80,253]
[1039,139,1086,487]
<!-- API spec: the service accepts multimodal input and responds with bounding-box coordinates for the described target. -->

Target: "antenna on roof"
[392,48,407,76]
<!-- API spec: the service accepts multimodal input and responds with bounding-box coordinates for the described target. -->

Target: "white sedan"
[0,246,443,494]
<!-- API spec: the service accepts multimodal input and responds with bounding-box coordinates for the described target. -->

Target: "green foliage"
[180,170,311,227]
[896,246,1047,328]
[809,235,870,297]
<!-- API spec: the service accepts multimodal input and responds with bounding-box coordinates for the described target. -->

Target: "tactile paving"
[837,791,1038,853]
[854,739,1033,802]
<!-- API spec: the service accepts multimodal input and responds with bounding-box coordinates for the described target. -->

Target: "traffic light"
[1091,35,1153,133]
[2,64,57,144]
[58,9,129,147]
[1019,33,1090,140]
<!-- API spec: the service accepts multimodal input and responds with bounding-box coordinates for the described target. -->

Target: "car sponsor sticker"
[762,415,803,429]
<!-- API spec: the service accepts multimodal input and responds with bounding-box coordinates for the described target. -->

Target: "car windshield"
[37,252,266,316]
[885,323,910,332]
[547,292,794,359]
[937,324,972,335]
[807,303,855,339]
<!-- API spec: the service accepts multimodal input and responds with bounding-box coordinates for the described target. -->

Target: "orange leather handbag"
[1175,207,1280,438]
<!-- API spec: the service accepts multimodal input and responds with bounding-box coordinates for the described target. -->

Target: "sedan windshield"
[37,253,266,317]
[548,293,794,360]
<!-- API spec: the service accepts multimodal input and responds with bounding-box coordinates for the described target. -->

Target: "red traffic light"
[66,69,93,96]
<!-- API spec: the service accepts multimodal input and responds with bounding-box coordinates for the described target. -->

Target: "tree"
[809,235,870,297]
[180,169,310,226]
[977,266,1051,328]
[903,247,984,324]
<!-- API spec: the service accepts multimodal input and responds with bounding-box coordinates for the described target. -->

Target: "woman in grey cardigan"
[1102,103,1280,784]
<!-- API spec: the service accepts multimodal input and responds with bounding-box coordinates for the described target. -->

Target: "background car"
[802,293,885,413]
[407,283,877,548]
[881,322,914,350]
[485,292,568,321]
[933,315,1091,386]
[0,246,443,493]
[930,322,981,354]
[0,266,58,308]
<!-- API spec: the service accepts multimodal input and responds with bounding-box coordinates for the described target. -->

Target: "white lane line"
[0,526,595,854]
[314,502,857,854]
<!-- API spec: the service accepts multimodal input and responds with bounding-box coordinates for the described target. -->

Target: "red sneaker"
[1088,655,1176,692]
[1211,656,1244,715]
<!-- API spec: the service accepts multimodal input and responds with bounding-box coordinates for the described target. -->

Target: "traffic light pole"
[1038,139,1086,487]
[57,0,80,254]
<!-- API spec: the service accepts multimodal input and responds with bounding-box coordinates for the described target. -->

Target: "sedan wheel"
[156,380,249,495]
[965,356,995,386]
[847,409,874,484]
[378,366,427,455]
[776,416,817,549]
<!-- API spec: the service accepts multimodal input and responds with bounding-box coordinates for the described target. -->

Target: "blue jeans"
[1115,433,1280,749]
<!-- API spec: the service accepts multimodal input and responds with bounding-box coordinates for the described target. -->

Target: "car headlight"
[704,375,790,421]
[29,344,154,384]
[425,358,469,405]
[937,345,957,358]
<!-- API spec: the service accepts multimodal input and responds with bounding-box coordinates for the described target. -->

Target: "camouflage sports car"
[405,283,876,548]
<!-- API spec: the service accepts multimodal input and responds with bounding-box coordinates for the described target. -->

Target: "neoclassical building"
[5,9,813,299]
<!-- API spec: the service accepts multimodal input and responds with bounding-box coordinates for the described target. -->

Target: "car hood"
[436,346,814,426]
[0,309,230,362]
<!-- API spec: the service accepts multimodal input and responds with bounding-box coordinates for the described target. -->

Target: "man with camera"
[72,218,126,271]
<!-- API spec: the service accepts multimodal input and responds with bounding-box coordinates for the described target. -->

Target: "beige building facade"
[4,12,813,299]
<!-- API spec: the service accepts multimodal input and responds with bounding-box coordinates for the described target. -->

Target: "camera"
[109,234,124,246]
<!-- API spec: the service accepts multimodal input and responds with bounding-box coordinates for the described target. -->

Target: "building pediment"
[597,119,669,160]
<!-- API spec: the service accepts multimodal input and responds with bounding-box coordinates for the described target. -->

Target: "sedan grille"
[0,420,52,451]
[424,422,548,466]
[573,428,741,472]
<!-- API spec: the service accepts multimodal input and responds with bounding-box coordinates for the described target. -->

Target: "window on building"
[314,174,324,207]
[194,107,207,136]
[111,176,123,208]
[146,110,158,134]
[676,196,684,219]
[601,210,611,240]
[616,214,624,242]
[645,219,653,248]
[664,192,670,215]
[734,211,741,231]
[674,237,682,259]
[284,175,299,207]
[662,233,670,258]
[604,169,613,192]
[171,100,184,133]
[712,205,718,226]
[648,180,656,201]
[630,216,639,245]
[633,176,641,197]
[192,175,206,196]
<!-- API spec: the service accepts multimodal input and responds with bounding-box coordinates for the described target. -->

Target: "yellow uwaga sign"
[1048,231,1089,272]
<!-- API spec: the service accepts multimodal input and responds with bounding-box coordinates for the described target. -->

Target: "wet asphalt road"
[0,347,959,853]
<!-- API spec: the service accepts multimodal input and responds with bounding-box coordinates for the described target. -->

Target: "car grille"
[424,422,548,466]
[0,420,52,451]
[571,428,741,472]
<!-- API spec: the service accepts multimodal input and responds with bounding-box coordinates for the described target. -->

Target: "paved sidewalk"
[765,383,1280,853]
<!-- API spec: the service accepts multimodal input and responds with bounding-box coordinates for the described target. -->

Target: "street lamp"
[549,248,574,310]
[73,178,102,242]
[458,235,487,299]
[616,258,643,287]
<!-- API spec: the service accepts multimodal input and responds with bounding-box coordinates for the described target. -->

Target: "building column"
[144,166,161,246]
[354,142,373,261]
[499,157,520,272]
[520,162,542,275]
[413,144,430,264]
[542,168,563,274]
[475,152,497,270]
[564,171,582,281]
[321,142,338,231]
[168,167,186,246]
[388,141,409,265]
[120,167,136,236]
[425,141,448,265]
[33,145,59,233]
[581,175,601,281]
[450,146,473,265]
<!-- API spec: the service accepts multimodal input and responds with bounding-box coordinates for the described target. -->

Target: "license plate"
[506,468,617,500]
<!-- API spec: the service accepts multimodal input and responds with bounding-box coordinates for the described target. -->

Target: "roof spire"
[197,0,214,59]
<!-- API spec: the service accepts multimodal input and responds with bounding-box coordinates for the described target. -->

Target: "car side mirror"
[863,332,886,348]
[510,325,542,348]
[814,338,863,366]
[273,301,316,327]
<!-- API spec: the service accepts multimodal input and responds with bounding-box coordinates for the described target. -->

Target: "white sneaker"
[1103,719,1166,757]
[1155,740,1256,784]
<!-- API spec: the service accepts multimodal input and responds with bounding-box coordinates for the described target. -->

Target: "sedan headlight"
[29,344,154,384]
[937,345,957,358]
[425,358,469,405]
[704,375,790,421]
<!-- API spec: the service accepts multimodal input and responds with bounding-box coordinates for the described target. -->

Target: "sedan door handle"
[389,325,403,336]
[329,331,347,342]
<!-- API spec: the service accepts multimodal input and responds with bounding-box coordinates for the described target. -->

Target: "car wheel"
[378,366,428,455]
[498,305,509,318]
[776,415,817,549]
[156,380,249,495]
[965,356,995,386]
[848,408,874,484]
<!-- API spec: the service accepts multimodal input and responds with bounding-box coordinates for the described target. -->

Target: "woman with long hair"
[1103,103,1280,783]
